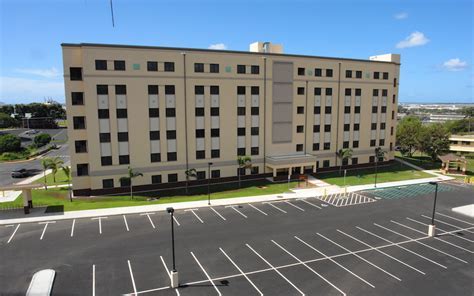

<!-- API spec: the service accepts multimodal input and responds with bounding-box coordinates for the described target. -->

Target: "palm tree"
[336,148,353,175]
[184,168,197,194]
[61,166,73,202]
[48,156,64,183]
[374,147,387,187]
[40,158,52,190]
[237,155,252,188]
[120,167,143,200]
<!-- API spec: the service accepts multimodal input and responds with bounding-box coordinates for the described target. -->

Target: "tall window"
[194,63,204,73]
[345,70,352,78]
[315,68,322,77]
[69,67,82,81]
[210,63,219,73]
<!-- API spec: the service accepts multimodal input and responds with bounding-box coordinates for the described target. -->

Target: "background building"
[62,42,400,196]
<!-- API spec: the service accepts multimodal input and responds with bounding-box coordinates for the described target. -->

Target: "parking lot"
[0,182,473,295]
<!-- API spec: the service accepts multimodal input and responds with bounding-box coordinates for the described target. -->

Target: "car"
[11,169,29,178]
[25,130,39,135]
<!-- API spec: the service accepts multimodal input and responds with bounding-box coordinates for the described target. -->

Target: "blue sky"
[0,0,472,104]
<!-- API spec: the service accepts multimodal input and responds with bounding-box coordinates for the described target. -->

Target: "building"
[62,42,400,196]
[449,134,474,154]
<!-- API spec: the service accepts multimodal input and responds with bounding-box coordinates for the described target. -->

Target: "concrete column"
[288,167,292,176]
[428,225,436,237]
[22,190,29,214]
[272,168,277,177]
[313,165,317,173]
[170,270,179,288]
[300,166,304,174]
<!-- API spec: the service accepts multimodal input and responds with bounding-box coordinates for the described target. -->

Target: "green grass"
[1,180,299,212]
[317,162,432,186]
[394,151,442,170]
[33,169,70,186]
[0,147,38,162]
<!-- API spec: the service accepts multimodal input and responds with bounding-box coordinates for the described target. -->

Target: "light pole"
[166,207,178,288]
[428,181,439,237]
[374,148,379,188]
[343,169,347,188]
[207,162,213,205]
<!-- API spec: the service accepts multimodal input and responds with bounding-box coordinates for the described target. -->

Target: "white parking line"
[173,216,181,227]
[293,236,374,288]
[226,205,248,218]
[436,212,474,226]
[7,224,20,244]
[39,221,56,240]
[190,251,222,296]
[71,219,76,237]
[140,213,156,229]
[246,243,305,296]
[219,248,263,296]
[210,207,226,221]
[91,217,107,234]
[92,264,96,296]
[248,203,268,215]
[356,226,447,269]
[337,229,426,275]
[185,209,204,224]
[408,217,474,243]
[284,201,305,211]
[299,198,322,209]
[375,223,468,264]
[420,215,474,234]
[160,256,180,295]
[264,202,287,213]
[123,215,130,232]
[128,260,138,296]
[315,232,402,281]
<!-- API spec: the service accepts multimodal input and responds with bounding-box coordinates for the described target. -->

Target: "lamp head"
[167,207,174,214]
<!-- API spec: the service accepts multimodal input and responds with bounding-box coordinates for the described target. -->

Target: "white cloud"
[208,43,227,50]
[0,76,64,103]
[394,12,408,20]
[396,31,430,48]
[442,58,468,71]
[14,67,60,78]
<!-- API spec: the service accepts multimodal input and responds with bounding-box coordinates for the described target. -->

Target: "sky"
[0,0,473,104]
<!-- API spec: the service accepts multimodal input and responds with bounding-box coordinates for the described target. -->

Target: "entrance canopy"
[0,184,43,214]
[438,153,467,175]
[266,154,317,177]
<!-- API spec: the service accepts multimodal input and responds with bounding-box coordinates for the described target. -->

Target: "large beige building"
[62,42,400,196]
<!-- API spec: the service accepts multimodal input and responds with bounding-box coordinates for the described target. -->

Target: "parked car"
[394,146,401,151]
[11,169,28,178]
[25,130,39,135]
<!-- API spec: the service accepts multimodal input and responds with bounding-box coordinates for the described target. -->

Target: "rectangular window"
[345,88,352,96]
[296,144,303,152]
[382,89,388,97]
[147,61,158,71]
[149,131,160,140]
[381,106,387,113]
[369,156,375,163]
[237,148,245,156]
[353,123,360,131]
[211,170,221,178]
[115,85,127,95]
[149,108,159,117]
[210,85,219,95]
[166,130,176,139]
[314,88,322,95]
[168,173,178,183]
[297,87,305,95]
[97,85,108,95]
[251,127,259,135]
[313,125,320,132]
[148,85,159,95]
[251,107,259,115]
[297,106,304,114]
[237,65,246,74]
[356,71,362,78]
[379,139,385,146]
[193,86,204,95]
[313,143,320,151]
[151,175,162,184]
[237,107,246,116]
[102,179,114,188]
[370,139,376,147]
[167,152,177,161]
[73,116,86,129]
[251,166,259,175]
[324,143,330,150]
[325,106,332,114]
[344,106,351,114]
[237,127,245,136]
[237,86,246,95]
[326,69,333,77]
[380,123,386,130]
[98,109,109,119]
[391,126,394,136]
[324,125,331,132]
[197,171,206,180]
[392,95,396,104]
[151,153,161,162]
[196,151,205,159]
[315,68,322,77]
[355,88,361,96]
[75,140,87,153]
[374,72,380,79]
[211,128,220,137]
[323,160,330,168]
[165,85,175,95]
[343,141,349,149]
[116,109,127,118]
[118,132,128,142]
[355,106,361,113]
[119,155,130,165]
[101,156,112,166]
[344,124,350,131]
[195,108,204,116]
[195,129,205,138]
[194,63,204,73]
[345,70,352,78]
[326,88,333,96]
[251,86,259,95]
[71,92,84,105]
[298,67,305,76]
[296,125,304,133]
[353,141,359,148]
[99,133,111,143]
[77,164,89,176]
[95,60,107,70]
[251,65,260,74]
[394,78,397,87]
[211,149,220,158]
[70,67,82,80]
[164,62,175,72]
[314,106,321,114]
[371,123,377,130]
[114,60,126,71]
[251,147,259,155]
[372,106,378,113]
[392,111,395,120]
[211,107,220,116]
[383,72,389,80]
[210,63,219,73]
[120,177,131,187]
[166,108,176,117]
[373,89,379,96]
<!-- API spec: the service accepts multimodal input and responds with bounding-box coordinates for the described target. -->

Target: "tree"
[33,133,52,147]
[0,112,19,128]
[120,167,143,200]
[237,156,252,188]
[40,158,52,190]
[336,148,353,175]
[0,134,21,153]
[396,116,422,157]
[418,123,450,161]
[184,168,197,194]
[62,166,72,202]
[47,156,64,183]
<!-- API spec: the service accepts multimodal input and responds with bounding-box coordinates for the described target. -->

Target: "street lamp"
[428,181,439,237]
[208,162,213,205]
[166,207,178,288]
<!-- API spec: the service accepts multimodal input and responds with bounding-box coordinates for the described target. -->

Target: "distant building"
[449,135,474,154]
[427,114,465,124]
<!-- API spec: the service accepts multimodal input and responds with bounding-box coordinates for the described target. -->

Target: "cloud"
[0,76,64,103]
[394,12,408,20]
[14,67,60,78]
[396,31,430,48]
[442,58,468,71]
[208,43,227,50]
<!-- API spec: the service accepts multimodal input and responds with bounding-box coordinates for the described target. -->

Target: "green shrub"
[0,134,21,153]
[34,133,52,147]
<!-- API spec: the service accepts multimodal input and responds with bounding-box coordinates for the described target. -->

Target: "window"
[194,63,204,73]
[251,127,259,135]
[237,127,245,136]
[374,72,380,79]
[371,123,377,130]
[312,143,320,151]
[314,106,321,114]
[211,129,220,137]
[211,170,221,178]
[326,88,333,96]
[314,88,322,95]
[167,152,177,161]
[99,133,111,142]
[164,62,175,72]
[238,168,246,176]
[211,107,220,116]
[211,149,220,158]
[168,173,178,183]
[342,158,349,165]
[297,106,304,114]
[237,107,246,116]
[345,88,352,96]
[370,139,376,147]
[101,156,112,166]
[251,65,260,74]
[237,86,246,95]
[98,109,109,119]
[237,148,245,156]
[352,157,358,165]
[381,106,387,113]
[353,123,360,131]
[115,85,127,95]
[210,63,219,73]
[70,67,82,81]
[344,124,350,131]
[77,164,89,176]
[296,144,303,151]
[296,125,304,133]
[195,129,205,138]
[151,153,161,162]
[355,106,360,113]
[383,72,389,80]
[355,88,361,96]
[196,150,205,159]
[148,85,159,95]
[149,108,159,117]
[324,142,330,150]
[298,67,305,76]
[325,106,332,114]
[251,107,259,115]
[102,179,114,189]
[97,85,108,95]
[392,95,396,104]
[95,60,107,70]
[73,116,86,129]
[326,69,333,77]
[149,131,160,140]
[165,85,175,95]
[343,141,349,149]
[323,160,330,168]
[194,86,204,95]
[197,172,206,180]
[390,126,394,136]
[210,85,219,95]
[75,140,87,153]
[380,123,386,131]
[394,78,397,87]
[118,132,128,142]
[356,71,362,78]
[345,70,352,78]
[315,68,322,77]
[297,87,305,95]
[114,60,126,71]
[369,156,375,163]
[117,109,127,118]
[251,86,259,95]
[119,155,130,165]
[195,108,204,116]
[379,139,385,146]
[166,108,176,117]
[344,106,351,114]
[237,65,246,74]
[71,92,84,105]
[313,125,320,132]
[324,125,331,132]
[152,175,162,184]
[382,89,388,97]
[166,130,176,139]
[373,89,379,96]
[251,147,259,155]
[392,111,395,120]
[251,166,259,175]
[353,141,359,148]
[147,61,158,71]
[372,106,378,113]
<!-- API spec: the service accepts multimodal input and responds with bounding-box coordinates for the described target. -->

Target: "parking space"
[365,183,459,200]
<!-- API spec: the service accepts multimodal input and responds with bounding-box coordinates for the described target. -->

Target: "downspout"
[182,52,189,172]
[263,57,267,172]
[335,62,342,166]
[304,80,308,155]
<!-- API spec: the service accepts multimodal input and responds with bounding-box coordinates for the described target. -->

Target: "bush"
[0,112,19,128]
[0,134,21,153]
[34,133,52,147]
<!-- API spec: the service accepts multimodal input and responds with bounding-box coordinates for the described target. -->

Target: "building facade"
[62,42,400,196]
[449,134,474,154]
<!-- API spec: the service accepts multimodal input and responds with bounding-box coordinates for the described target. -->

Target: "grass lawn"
[33,168,70,186]
[0,147,38,162]
[395,151,442,170]
[317,161,432,186]
[1,180,299,212]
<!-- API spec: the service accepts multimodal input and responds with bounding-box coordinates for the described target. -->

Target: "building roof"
[438,153,467,163]
[61,43,401,65]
